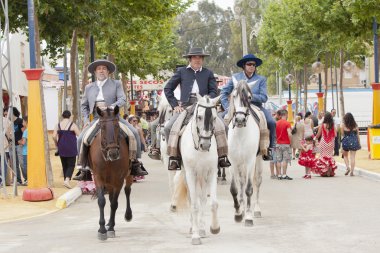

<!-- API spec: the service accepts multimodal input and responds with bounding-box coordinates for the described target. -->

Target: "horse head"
[194,94,220,151]
[96,105,121,162]
[230,80,252,128]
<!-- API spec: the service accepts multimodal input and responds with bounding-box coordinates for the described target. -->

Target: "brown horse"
[88,105,132,240]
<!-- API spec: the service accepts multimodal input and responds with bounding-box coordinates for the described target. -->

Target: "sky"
[188,0,235,11]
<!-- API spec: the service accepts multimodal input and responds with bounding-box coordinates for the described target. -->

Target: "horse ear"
[211,95,221,105]
[96,106,103,117]
[114,105,119,115]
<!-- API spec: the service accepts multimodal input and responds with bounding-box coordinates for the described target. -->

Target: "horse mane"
[226,80,252,120]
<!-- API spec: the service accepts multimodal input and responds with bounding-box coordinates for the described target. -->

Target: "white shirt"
[333,116,340,127]
[187,65,202,93]
[96,79,107,101]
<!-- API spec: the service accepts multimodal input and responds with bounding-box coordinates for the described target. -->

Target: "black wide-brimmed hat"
[183,47,210,58]
[236,54,263,68]
[88,59,116,74]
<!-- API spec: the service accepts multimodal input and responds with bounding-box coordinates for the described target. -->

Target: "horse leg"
[244,177,254,227]
[209,171,220,235]
[97,187,107,240]
[124,176,133,222]
[253,158,263,218]
[217,165,221,178]
[222,167,227,182]
[199,182,207,238]
[186,170,201,245]
[106,191,114,227]
[230,175,243,222]
[168,170,177,212]
[107,189,120,238]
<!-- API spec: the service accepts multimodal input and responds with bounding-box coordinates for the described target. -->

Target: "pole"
[373,17,379,83]
[63,46,67,111]
[330,56,334,109]
[241,15,248,56]
[76,44,81,126]
[279,75,283,106]
[317,57,322,92]
[90,35,95,82]
[130,71,135,115]
[288,83,291,101]
[0,17,5,197]
[27,0,36,68]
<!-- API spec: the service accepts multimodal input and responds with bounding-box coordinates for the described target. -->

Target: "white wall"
[43,87,59,130]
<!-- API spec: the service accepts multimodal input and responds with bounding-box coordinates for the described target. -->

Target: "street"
[1,154,380,253]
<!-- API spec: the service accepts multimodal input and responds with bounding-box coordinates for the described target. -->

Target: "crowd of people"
[270,108,362,180]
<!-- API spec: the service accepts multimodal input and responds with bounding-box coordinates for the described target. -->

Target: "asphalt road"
[1,154,380,253]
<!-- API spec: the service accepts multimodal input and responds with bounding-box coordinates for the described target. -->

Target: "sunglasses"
[132,120,138,122]
[245,62,256,66]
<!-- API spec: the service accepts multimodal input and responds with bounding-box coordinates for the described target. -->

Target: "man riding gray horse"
[74,59,147,180]
[164,47,230,170]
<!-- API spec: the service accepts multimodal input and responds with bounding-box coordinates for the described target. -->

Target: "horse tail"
[174,170,189,210]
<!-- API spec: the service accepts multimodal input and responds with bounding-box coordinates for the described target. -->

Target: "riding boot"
[168,157,181,170]
[262,147,273,161]
[148,147,161,160]
[131,160,148,176]
[73,145,90,181]
[218,155,231,167]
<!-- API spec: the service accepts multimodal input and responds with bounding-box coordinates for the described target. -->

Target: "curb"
[56,186,82,209]
[336,162,380,182]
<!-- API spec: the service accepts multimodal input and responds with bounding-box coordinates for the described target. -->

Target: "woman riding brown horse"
[89,105,133,240]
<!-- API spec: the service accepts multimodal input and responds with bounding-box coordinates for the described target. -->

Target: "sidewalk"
[0,150,77,223]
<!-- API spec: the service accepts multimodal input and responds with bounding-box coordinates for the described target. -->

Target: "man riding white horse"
[164,47,231,170]
[74,59,147,180]
[220,54,275,160]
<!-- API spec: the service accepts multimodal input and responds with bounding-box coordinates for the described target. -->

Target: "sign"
[126,79,165,91]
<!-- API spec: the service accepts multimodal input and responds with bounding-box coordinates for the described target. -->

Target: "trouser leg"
[150,118,159,148]
[260,106,276,148]
[164,112,180,143]
[120,118,141,159]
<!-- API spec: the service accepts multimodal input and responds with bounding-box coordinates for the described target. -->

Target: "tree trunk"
[323,53,328,112]
[35,6,53,187]
[339,49,345,117]
[70,29,78,123]
[303,64,308,114]
[295,70,299,116]
[81,33,90,92]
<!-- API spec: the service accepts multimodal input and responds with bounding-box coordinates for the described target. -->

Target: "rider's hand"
[174,106,184,113]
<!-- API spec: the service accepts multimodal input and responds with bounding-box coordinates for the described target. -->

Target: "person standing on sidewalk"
[18,116,28,185]
[11,107,24,185]
[53,110,80,188]
[341,112,361,176]
[331,109,341,156]
[275,110,293,180]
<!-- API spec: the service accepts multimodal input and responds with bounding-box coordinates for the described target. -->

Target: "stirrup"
[168,157,181,170]
[131,161,148,176]
[218,156,231,167]
[262,148,273,161]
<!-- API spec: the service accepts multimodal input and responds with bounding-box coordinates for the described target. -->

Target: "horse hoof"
[192,238,202,245]
[107,231,115,238]
[234,214,244,222]
[210,226,220,234]
[245,219,254,227]
[170,205,177,212]
[98,232,107,241]
[199,229,206,238]
[254,211,262,218]
[125,214,133,222]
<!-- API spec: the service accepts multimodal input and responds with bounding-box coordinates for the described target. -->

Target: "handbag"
[291,123,297,135]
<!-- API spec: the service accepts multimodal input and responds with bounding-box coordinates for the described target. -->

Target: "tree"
[175,0,235,75]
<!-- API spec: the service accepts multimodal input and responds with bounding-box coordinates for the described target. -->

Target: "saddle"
[82,119,137,160]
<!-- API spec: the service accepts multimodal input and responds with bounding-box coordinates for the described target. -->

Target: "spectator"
[304,111,314,138]
[341,112,361,176]
[53,110,80,189]
[18,116,28,185]
[11,107,24,185]
[275,110,292,180]
[269,110,281,179]
[140,113,149,138]
[298,136,316,179]
[290,115,305,159]
[331,109,341,156]
[314,112,337,177]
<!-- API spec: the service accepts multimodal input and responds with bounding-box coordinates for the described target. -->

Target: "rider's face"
[244,61,256,76]
[189,56,204,70]
[95,65,110,81]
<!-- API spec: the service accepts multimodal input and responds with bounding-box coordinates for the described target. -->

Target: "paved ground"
[1,154,380,253]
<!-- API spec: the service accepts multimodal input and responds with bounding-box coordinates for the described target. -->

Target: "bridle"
[232,89,250,128]
[99,117,120,161]
[193,103,216,150]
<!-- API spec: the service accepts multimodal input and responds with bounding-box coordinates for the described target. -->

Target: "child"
[298,136,316,179]
[18,116,28,185]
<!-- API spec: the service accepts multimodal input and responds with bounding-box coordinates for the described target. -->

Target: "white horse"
[156,92,183,212]
[227,80,263,226]
[176,94,221,245]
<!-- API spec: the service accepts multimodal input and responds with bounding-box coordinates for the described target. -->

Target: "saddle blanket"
[83,119,137,160]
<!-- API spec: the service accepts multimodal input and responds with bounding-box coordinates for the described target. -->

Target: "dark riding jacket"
[164,66,218,108]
